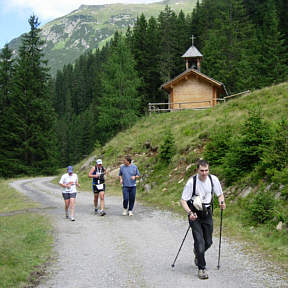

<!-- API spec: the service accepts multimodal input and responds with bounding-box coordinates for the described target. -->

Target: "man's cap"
[96,159,102,165]
[67,166,73,173]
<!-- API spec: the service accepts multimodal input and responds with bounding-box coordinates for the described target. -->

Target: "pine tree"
[0,45,15,176]
[0,44,14,109]
[96,34,142,143]
[130,14,148,74]
[276,0,288,50]
[158,6,179,82]
[200,0,257,93]
[186,0,203,48]
[129,14,148,110]
[0,15,58,177]
[174,10,190,74]
[255,0,288,87]
[145,16,165,103]
[130,14,166,108]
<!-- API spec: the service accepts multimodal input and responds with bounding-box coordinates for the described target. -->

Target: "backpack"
[187,174,214,217]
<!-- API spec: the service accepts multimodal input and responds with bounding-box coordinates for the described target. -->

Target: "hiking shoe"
[71,217,75,222]
[128,211,133,216]
[99,210,106,216]
[198,269,208,280]
[122,209,128,216]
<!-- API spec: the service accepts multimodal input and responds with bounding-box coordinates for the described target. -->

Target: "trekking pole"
[171,225,190,268]
[217,201,224,270]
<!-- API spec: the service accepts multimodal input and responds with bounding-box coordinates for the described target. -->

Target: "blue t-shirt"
[119,164,140,187]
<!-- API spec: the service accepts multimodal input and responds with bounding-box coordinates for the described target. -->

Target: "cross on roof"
[191,35,196,46]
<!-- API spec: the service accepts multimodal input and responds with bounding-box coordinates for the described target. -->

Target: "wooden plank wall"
[171,77,214,109]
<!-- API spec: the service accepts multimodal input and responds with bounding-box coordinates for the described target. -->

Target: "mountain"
[7,0,197,76]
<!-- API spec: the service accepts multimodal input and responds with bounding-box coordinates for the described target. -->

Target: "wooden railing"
[148,99,221,113]
[148,90,250,113]
[223,90,250,100]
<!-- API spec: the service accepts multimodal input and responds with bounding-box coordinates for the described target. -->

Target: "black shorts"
[62,193,77,200]
[93,183,105,193]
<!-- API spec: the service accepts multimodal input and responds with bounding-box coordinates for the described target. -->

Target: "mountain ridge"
[7,0,197,75]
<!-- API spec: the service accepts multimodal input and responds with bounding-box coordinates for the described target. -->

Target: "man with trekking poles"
[180,159,226,279]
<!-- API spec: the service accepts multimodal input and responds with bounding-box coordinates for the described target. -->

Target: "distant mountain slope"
[8,0,197,75]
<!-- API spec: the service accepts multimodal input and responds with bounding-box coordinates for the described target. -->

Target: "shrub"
[248,191,276,224]
[258,119,288,181]
[222,107,271,185]
[159,130,176,163]
[271,167,288,200]
[203,124,232,167]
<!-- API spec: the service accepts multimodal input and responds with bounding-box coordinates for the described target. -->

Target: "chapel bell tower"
[181,35,203,71]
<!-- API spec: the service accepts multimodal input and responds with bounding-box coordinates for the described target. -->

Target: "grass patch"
[0,179,54,288]
[0,180,37,213]
[214,204,288,271]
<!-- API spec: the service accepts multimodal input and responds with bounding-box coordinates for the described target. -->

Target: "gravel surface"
[10,177,288,288]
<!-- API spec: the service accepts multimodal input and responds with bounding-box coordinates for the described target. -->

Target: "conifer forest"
[0,0,287,177]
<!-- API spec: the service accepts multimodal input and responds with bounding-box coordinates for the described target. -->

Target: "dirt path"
[10,177,288,288]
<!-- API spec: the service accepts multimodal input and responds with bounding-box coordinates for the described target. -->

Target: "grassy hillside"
[75,82,288,271]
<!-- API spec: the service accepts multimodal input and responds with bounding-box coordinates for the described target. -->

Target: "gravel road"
[10,177,288,288]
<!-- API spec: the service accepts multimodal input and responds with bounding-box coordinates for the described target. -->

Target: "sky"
[0,0,160,49]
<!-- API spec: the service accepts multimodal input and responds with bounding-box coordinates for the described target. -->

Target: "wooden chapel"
[161,37,228,110]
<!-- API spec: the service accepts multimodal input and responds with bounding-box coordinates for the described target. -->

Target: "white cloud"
[3,0,160,20]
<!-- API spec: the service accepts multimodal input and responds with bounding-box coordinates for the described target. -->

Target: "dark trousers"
[122,186,136,211]
[189,210,213,270]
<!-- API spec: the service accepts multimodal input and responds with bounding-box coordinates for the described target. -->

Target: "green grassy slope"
[79,82,288,179]
[76,82,288,271]
[0,180,53,288]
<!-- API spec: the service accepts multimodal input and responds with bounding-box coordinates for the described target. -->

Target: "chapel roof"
[161,68,228,96]
[181,45,203,58]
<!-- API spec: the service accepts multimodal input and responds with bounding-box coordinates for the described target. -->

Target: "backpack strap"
[208,174,214,194]
[192,174,214,207]
[192,174,197,197]
[208,174,214,214]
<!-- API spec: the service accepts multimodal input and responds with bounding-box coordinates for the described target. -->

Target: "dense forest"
[0,16,58,177]
[0,0,288,177]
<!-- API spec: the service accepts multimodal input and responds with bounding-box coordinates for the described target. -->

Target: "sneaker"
[128,211,133,216]
[71,217,76,222]
[198,269,208,280]
[94,208,98,215]
[99,210,106,216]
[65,214,69,219]
[122,209,128,216]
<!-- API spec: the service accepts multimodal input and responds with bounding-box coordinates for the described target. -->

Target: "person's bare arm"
[180,199,197,221]
[88,167,97,178]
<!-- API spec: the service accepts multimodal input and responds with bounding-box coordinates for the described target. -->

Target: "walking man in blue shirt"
[119,156,140,216]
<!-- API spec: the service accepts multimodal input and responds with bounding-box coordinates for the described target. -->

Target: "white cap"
[96,159,102,165]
